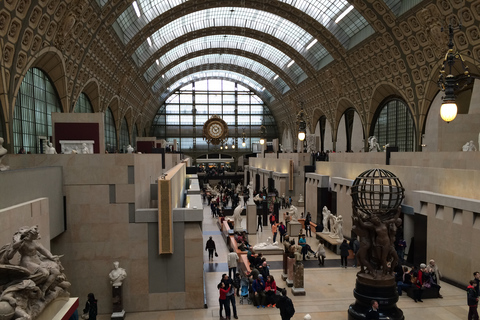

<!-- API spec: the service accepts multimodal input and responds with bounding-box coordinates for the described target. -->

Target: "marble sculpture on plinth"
[0,226,71,320]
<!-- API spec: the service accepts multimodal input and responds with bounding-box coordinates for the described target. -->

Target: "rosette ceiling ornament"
[203,115,229,146]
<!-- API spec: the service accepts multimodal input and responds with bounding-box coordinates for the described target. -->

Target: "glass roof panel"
[95,0,108,8]
[382,0,402,16]
[157,70,273,102]
[143,35,305,83]
[278,0,370,47]
[150,54,289,94]
[133,7,319,67]
[117,0,370,49]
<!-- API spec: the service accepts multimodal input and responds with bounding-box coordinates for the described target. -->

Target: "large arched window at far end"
[371,99,415,152]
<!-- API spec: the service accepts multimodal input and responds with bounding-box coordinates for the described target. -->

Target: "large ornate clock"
[203,115,229,145]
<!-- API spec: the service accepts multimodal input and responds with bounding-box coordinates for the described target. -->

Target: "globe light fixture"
[259,125,266,145]
[438,23,471,123]
[296,101,308,141]
[241,128,246,147]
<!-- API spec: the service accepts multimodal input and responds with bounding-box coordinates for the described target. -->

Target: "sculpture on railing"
[368,136,380,152]
[0,226,70,320]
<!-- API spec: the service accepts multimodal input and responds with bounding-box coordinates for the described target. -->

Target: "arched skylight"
[148,54,289,94]
[116,1,370,49]
[133,7,321,68]
[157,70,273,102]
[143,35,306,83]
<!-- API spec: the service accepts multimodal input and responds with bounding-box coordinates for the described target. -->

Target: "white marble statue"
[253,236,281,249]
[236,182,242,194]
[109,261,127,287]
[368,136,380,152]
[306,134,316,153]
[0,225,71,303]
[0,137,9,171]
[298,194,304,203]
[247,181,254,204]
[329,212,337,235]
[289,205,299,222]
[81,143,89,154]
[279,144,285,152]
[233,204,244,232]
[330,215,344,241]
[127,145,134,153]
[383,143,390,152]
[45,142,57,154]
[322,206,330,233]
[462,140,477,151]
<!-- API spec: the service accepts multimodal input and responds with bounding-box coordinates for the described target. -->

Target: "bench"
[403,285,440,299]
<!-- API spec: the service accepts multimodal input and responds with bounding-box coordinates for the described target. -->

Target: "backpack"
[284,297,295,318]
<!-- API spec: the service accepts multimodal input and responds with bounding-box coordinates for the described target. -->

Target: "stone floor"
[98,204,468,320]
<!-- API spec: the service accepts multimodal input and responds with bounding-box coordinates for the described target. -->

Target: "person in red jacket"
[413,263,427,302]
[218,281,231,320]
[265,275,277,307]
[467,280,479,320]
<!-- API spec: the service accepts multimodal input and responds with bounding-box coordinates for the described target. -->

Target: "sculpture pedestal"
[287,221,302,237]
[111,286,125,319]
[286,257,295,287]
[281,252,288,280]
[37,297,78,320]
[246,204,257,234]
[348,272,403,320]
[292,262,306,296]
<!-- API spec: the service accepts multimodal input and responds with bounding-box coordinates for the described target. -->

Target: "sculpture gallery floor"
[97,205,468,320]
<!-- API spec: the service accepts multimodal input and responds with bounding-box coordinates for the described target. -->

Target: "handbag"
[215,251,218,257]
[81,313,89,320]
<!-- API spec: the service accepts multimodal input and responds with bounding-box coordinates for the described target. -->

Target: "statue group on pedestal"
[321,206,343,241]
[352,208,401,278]
[0,226,70,320]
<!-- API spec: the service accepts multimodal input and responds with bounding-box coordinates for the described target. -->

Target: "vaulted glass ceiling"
[132,7,326,68]
[115,0,369,49]
[150,54,290,94]
[143,35,306,84]
[157,70,273,103]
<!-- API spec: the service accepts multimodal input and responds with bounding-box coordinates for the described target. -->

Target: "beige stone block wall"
[184,223,204,309]
[134,155,163,208]
[0,198,50,250]
[332,183,353,238]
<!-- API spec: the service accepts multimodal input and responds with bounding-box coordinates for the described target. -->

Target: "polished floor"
[98,204,468,320]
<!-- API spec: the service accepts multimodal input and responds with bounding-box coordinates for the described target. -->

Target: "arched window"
[371,99,415,152]
[151,79,277,152]
[104,108,117,153]
[318,116,326,152]
[132,124,138,148]
[74,93,94,113]
[13,68,62,153]
[119,118,129,153]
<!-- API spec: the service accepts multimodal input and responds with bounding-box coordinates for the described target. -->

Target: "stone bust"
[109,261,127,287]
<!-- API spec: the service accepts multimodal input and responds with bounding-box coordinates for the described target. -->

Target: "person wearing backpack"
[276,288,295,320]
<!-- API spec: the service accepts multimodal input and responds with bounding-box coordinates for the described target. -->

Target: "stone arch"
[77,78,101,113]
[12,47,68,115]
[368,82,410,134]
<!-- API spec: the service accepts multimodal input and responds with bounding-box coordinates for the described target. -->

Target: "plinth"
[246,204,257,234]
[286,257,295,287]
[292,262,306,296]
[348,272,404,320]
[287,221,302,237]
[111,286,125,320]
[281,252,288,280]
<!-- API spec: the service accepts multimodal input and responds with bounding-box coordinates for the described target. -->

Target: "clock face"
[203,115,228,145]
[209,122,223,138]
